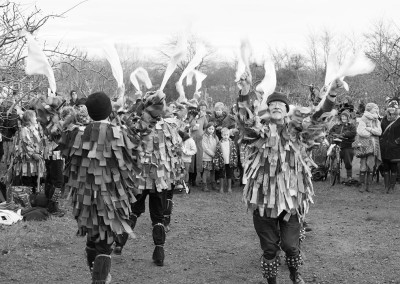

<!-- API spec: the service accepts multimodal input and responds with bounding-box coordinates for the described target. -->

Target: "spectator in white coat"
[179,130,197,188]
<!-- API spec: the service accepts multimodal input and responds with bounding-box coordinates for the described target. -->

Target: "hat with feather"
[386,96,400,108]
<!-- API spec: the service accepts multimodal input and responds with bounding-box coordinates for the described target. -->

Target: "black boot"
[92,254,112,284]
[129,213,138,229]
[384,172,390,192]
[286,255,305,284]
[289,267,305,284]
[85,246,97,273]
[345,169,353,184]
[152,223,166,266]
[113,232,128,255]
[261,255,280,283]
[113,213,138,255]
[388,172,397,193]
[48,187,65,217]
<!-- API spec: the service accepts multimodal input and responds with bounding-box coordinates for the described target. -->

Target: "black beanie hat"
[266,92,290,112]
[178,130,190,141]
[85,92,112,121]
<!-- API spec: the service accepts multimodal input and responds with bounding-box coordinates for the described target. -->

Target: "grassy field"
[0,179,400,284]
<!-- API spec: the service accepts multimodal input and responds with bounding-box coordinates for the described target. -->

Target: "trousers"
[132,190,166,225]
[253,210,301,260]
[86,234,113,255]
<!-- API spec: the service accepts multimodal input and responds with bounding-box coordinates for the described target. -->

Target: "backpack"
[21,207,49,221]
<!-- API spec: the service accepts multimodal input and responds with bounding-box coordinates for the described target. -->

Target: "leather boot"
[152,223,166,266]
[289,267,306,284]
[113,213,138,255]
[261,255,280,283]
[92,254,112,284]
[388,172,397,193]
[48,187,65,217]
[286,254,305,284]
[384,172,390,192]
[113,232,128,255]
[359,171,366,192]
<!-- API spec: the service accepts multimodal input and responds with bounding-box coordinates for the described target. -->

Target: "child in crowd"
[179,130,197,191]
[202,122,218,192]
[214,127,238,193]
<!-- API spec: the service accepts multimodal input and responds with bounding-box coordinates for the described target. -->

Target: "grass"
[0,180,399,283]
[0,215,76,251]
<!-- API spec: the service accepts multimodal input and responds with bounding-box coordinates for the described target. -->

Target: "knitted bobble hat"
[85,92,112,121]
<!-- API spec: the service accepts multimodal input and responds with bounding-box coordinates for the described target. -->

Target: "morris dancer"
[59,92,138,284]
[237,70,343,284]
[113,90,183,267]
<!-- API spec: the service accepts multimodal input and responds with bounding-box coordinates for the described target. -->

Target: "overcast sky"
[24,0,400,59]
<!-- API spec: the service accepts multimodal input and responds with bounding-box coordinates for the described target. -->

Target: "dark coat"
[329,122,356,148]
[380,116,391,133]
[380,117,400,160]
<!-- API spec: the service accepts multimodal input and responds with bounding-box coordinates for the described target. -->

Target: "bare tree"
[365,19,400,96]
[0,1,114,103]
[305,32,321,82]
[270,47,289,71]
[288,53,306,71]
[320,28,334,71]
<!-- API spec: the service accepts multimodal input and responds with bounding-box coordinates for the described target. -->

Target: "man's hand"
[291,107,311,124]
[329,78,349,96]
